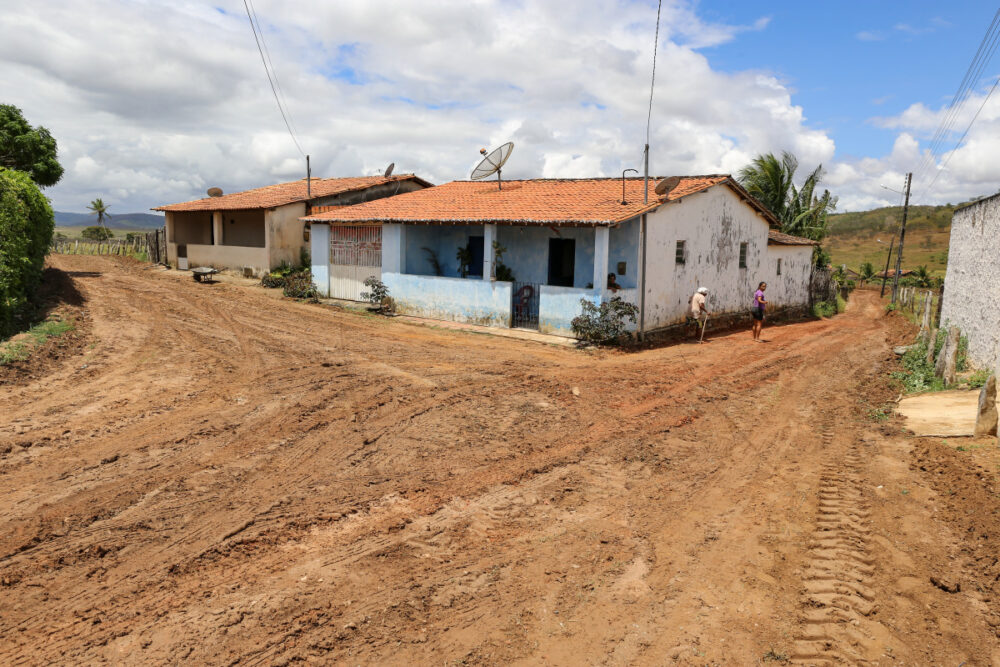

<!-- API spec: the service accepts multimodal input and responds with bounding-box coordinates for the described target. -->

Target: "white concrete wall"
[642,185,811,329]
[310,223,331,297]
[266,202,308,270]
[941,194,1000,371]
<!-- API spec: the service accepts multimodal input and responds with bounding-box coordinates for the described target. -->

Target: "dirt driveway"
[2,255,998,665]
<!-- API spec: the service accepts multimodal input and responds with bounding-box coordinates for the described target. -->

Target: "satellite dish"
[471,142,514,190]
[654,176,681,196]
[384,163,395,178]
[207,187,223,197]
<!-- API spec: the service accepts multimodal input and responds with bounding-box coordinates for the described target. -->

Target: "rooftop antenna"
[471,142,514,190]
[621,169,638,204]
[384,162,395,178]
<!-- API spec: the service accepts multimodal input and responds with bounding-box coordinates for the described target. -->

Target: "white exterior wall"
[941,194,1000,371]
[642,186,811,329]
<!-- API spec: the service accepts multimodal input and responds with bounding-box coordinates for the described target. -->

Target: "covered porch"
[166,210,269,275]
[382,218,639,337]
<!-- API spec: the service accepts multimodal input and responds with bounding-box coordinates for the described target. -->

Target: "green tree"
[912,265,933,288]
[0,105,64,187]
[859,261,875,283]
[87,197,110,229]
[738,151,838,265]
[81,225,114,241]
[0,168,55,335]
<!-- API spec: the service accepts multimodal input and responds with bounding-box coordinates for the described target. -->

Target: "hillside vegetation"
[825,203,957,276]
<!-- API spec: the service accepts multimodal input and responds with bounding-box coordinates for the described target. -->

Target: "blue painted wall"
[608,217,639,288]
[538,285,600,336]
[383,272,512,327]
[404,225,482,278]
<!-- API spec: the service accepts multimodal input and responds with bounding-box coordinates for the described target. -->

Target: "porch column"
[212,211,223,246]
[593,226,610,296]
[310,223,330,297]
[382,223,406,273]
[482,223,496,280]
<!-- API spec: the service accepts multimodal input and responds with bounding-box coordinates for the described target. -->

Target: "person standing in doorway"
[751,281,767,342]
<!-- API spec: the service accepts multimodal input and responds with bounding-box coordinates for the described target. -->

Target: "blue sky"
[1,0,997,212]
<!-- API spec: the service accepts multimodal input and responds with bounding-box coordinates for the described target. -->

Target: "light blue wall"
[384,272,512,327]
[310,223,331,297]
[608,217,639,288]
[404,225,482,277]
[493,226,598,287]
[538,285,600,336]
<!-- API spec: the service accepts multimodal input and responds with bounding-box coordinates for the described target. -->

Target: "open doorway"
[547,238,575,287]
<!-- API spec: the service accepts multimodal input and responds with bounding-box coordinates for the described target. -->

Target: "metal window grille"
[330,226,382,267]
[675,240,686,265]
[739,242,748,269]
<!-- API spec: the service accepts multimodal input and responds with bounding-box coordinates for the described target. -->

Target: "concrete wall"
[538,285,600,336]
[222,210,265,247]
[310,223,331,297]
[184,244,269,274]
[642,185,809,329]
[763,245,813,310]
[170,211,212,245]
[266,202,308,271]
[383,272,512,327]
[941,194,1000,371]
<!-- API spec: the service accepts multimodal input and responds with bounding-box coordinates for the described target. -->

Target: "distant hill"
[54,211,164,229]
[825,202,962,277]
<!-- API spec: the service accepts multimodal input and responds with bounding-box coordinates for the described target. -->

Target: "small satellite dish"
[654,176,681,197]
[384,163,395,178]
[207,187,223,197]
[471,142,514,190]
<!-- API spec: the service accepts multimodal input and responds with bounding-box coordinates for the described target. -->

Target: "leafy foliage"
[812,300,837,318]
[81,225,114,241]
[0,104,64,187]
[361,276,393,313]
[0,168,54,336]
[493,240,515,282]
[421,246,443,276]
[737,151,838,266]
[859,262,875,282]
[281,270,318,301]
[967,368,991,389]
[456,246,472,278]
[570,296,638,345]
[260,273,286,288]
[892,341,945,393]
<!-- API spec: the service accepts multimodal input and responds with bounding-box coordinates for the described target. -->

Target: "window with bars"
[675,240,686,265]
[739,242,748,269]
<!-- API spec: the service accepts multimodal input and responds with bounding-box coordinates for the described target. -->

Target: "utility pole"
[638,144,650,341]
[879,237,895,298]
[306,155,312,198]
[890,172,912,305]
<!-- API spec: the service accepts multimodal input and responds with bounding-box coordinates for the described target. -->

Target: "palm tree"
[912,265,933,288]
[87,198,111,236]
[859,262,875,284]
[737,151,838,255]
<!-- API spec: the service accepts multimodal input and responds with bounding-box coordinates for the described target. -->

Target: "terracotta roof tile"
[767,230,819,246]
[154,175,431,212]
[302,176,733,226]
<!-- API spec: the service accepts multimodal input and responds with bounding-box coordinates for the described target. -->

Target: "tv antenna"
[384,162,395,178]
[471,142,514,190]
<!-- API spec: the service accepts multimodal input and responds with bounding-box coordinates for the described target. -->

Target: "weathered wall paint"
[384,272,512,327]
[310,223,331,297]
[941,194,1000,371]
[538,285,600,336]
[222,209,265,247]
[266,202,308,270]
[642,186,812,329]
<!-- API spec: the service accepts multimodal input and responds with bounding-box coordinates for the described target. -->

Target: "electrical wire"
[242,0,305,157]
[922,73,1000,198]
[913,8,1000,186]
[645,0,662,147]
[247,0,301,141]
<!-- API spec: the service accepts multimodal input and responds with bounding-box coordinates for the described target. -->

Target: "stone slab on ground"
[898,390,979,437]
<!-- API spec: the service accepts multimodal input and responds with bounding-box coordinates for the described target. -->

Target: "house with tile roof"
[303,175,817,337]
[153,175,431,276]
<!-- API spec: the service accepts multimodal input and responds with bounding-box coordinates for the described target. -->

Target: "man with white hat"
[689,287,710,340]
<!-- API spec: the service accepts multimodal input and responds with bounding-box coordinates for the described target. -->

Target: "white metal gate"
[330,225,382,301]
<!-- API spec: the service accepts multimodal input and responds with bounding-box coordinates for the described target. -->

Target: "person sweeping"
[751,281,767,342]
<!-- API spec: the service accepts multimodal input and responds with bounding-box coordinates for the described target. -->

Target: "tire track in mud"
[791,414,877,666]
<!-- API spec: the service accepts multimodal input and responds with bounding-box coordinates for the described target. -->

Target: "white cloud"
[0,0,975,218]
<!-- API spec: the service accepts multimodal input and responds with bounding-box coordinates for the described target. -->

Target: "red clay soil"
[1,255,999,665]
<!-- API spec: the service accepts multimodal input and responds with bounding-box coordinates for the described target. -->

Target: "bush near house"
[361,276,394,314]
[0,168,55,337]
[571,296,638,345]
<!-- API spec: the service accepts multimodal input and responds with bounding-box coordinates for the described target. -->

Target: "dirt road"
[2,255,999,665]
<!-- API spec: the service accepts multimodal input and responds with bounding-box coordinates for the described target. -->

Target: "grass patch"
[967,368,991,389]
[812,300,838,318]
[0,316,75,366]
[891,340,946,393]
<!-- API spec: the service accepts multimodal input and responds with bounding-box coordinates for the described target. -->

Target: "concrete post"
[382,223,405,274]
[482,224,496,280]
[310,223,331,297]
[593,226,610,297]
[919,290,933,344]
[212,212,223,246]
[935,326,961,386]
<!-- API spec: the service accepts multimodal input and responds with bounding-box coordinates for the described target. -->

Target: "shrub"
[571,296,639,345]
[361,276,393,313]
[281,271,318,301]
[967,368,991,389]
[892,341,945,393]
[81,225,113,241]
[812,300,837,318]
[260,273,285,288]
[0,168,54,337]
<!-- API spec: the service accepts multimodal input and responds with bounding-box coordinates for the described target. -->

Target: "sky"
[1,0,998,214]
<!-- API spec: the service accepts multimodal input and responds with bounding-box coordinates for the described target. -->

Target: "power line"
[645,0,663,147]
[242,0,305,157]
[922,73,1000,198]
[913,8,1000,187]
[247,0,301,141]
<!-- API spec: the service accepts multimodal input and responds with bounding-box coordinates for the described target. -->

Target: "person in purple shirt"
[751,281,767,342]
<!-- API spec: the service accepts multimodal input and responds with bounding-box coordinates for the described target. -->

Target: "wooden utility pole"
[879,236,895,298]
[890,172,912,305]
